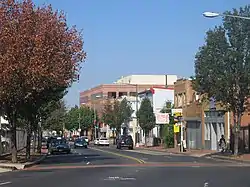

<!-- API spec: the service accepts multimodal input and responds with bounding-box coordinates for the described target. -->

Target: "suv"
[116,135,133,150]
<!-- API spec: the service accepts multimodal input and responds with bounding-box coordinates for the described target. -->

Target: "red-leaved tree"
[0,0,86,162]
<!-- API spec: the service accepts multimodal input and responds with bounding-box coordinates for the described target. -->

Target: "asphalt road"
[0,145,249,187]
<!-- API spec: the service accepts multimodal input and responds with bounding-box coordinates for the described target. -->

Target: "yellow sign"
[173,112,182,117]
[174,125,180,133]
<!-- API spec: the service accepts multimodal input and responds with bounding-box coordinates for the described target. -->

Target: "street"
[0,145,249,187]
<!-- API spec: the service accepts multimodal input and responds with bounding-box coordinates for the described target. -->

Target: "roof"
[138,86,174,95]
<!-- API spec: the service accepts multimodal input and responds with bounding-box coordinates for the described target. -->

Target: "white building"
[115,74,177,85]
[138,87,174,146]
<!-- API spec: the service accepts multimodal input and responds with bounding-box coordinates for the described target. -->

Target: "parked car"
[94,138,99,146]
[49,137,71,154]
[116,135,133,150]
[98,138,109,146]
[81,136,89,145]
[74,138,88,148]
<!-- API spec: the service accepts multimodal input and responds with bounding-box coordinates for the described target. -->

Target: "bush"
[163,124,174,148]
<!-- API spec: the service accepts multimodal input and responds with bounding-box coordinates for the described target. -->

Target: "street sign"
[78,128,81,132]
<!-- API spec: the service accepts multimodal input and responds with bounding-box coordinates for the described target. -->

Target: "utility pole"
[94,103,97,140]
[135,84,140,147]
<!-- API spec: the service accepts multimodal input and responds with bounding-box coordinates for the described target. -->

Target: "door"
[211,123,217,150]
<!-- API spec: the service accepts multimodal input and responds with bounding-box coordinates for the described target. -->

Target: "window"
[108,92,116,98]
[129,92,137,97]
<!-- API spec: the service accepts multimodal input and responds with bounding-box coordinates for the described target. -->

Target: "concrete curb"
[209,155,250,164]
[0,154,47,170]
[136,147,215,158]
[23,154,47,169]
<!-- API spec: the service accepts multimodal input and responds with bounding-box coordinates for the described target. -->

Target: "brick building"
[174,78,250,151]
[79,74,177,139]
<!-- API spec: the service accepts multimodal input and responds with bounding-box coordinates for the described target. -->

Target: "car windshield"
[100,138,107,140]
[76,139,85,143]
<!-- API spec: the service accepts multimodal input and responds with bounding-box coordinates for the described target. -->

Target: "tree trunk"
[10,117,17,163]
[26,124,31,160]
[33,130,36,153]
[112,130,115,145]
[233,112,241,156]
[144,131,147,147]
[37,123,42,154]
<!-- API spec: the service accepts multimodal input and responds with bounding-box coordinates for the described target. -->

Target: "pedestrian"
[219,135,226,153]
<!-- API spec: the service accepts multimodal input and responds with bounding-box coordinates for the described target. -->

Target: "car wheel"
[128,146,133,150]
[85,146,87,148]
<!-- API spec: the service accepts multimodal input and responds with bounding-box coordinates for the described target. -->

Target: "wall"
[153,88,174,113]
[115,75,177,85]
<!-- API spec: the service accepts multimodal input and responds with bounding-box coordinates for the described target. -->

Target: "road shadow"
[38,152,115,165]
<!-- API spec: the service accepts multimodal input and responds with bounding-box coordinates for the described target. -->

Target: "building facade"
[174,78,231,151]
[79,74,177,140]
[138,87,174,146]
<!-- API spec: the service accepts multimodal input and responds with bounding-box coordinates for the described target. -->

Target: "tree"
[0,0,86,162]
[64,106,97,135]
[160,101,174,148]
[102,99,115,129]
[102,98,133,144]
[193,5,250,155]
[42,100,66,133]
[64,106,80,131]
[79,106,97,135]
[119,98,133,128]
[137,98,156,146]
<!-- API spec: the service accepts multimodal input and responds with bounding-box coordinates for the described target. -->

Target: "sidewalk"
[210,152,250,163]
[0,151,47,170]
[137,146,216,157]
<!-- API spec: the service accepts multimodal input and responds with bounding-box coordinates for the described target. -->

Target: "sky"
[34,0,249,107]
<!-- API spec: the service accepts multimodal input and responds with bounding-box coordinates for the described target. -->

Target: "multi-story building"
[137,87,174,146]
[173,78,250,151]
[79,74,177,140]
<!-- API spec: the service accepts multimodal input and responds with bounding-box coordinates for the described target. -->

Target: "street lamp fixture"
[203,11,250,20]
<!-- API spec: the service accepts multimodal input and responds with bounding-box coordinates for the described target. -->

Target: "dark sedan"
[49,138,71,154]
[74,138,88,149]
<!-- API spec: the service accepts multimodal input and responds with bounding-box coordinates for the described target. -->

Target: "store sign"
[155,113,169,124]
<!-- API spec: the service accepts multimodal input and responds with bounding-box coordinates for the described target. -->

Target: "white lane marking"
[204,182,209,187]
[104,176,136,181]
[0,181,11,186]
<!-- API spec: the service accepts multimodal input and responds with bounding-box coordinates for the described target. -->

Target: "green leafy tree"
[160,101,174,148]
[102,100,116,143]
[79,106,97,136]
[64,106,97,136]
[193,5,250,155]
[64,106,80,131]
[102,98,133,143]
[119,98,133,127]
[42,100,66,133]
[137,98,156,146]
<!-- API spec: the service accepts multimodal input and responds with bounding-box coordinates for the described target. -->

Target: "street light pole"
[135,84,140,147]
[203,11,250,20]
[93,95,101,140]
[94,103,96,140]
